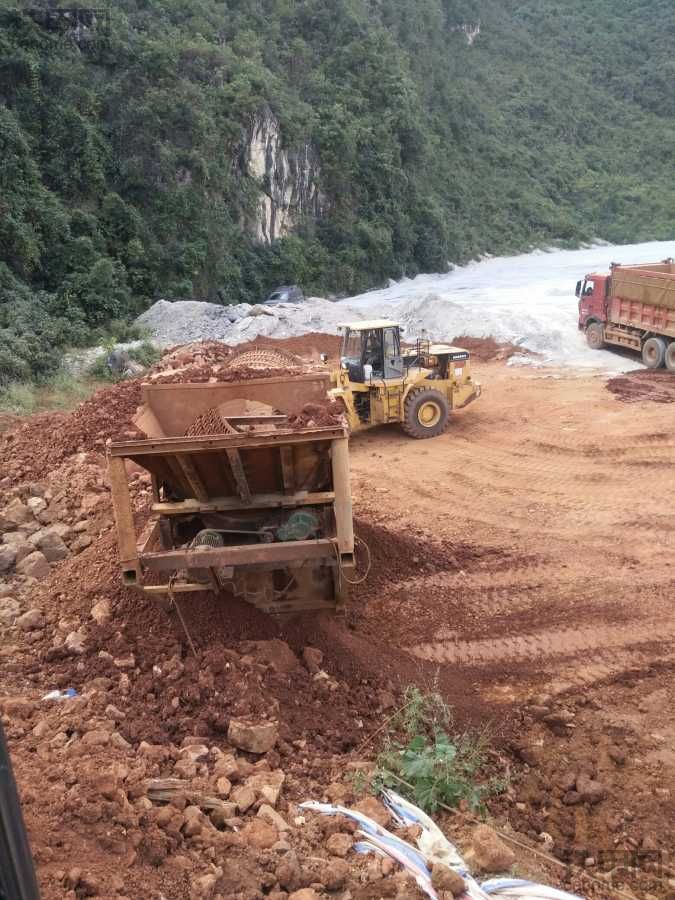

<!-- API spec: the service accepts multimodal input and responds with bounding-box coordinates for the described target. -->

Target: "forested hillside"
[1,0,674,382]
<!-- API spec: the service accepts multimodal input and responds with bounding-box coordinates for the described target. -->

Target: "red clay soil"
[606,369,675,403]
[0,380,144,484]
[450,334,531,362]
[235,333,342,364]
[3,341,675,899]
[287,399,346,429]
[151,363,299,385]
[9,523,391,757]
[0,364,301,483]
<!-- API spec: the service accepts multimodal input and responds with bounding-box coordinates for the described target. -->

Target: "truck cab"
[576,273,609,329]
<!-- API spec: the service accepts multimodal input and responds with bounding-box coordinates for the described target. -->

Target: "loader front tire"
[402,388,449,439]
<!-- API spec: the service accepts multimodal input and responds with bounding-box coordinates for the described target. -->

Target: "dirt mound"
[4,335,675,899]
[492,668,675,898]
[288,399,346,429]
[0,381,144,485]
[235,332,342,365]
[449,334,531,362]
[0,361,305,485]
[225,345,305,370]
[606,369,675,403]
[150,363,298,385]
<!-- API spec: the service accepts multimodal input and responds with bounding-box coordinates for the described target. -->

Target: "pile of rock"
[0,454,125,628]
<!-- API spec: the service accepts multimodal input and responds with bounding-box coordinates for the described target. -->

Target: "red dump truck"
[576,259,675,369]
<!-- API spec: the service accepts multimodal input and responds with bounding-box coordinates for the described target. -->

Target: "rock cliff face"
[241,106,323,243]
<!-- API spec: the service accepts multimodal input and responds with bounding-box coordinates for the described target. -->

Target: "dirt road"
[349,362,675,702]
[342,360,675,892]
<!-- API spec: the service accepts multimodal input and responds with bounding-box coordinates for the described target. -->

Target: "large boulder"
[16,609,45,631]
[239,639,300,674]
[0,545,17,574]
[245,770,285,806]
[352,796,390,828]
[26,497,47,516]
[64,630,87,656]
[228,718,278,754]
[3,531,28,545]
[241,818,278,850]
[0,597,21,626]
[431,863,466,897]
[2,499,32,526]
[470,825,516,873]
[16,551,50,580]
[13,540,36,564]
[576,773,607,804]
[91,598,112,624]
[302,646,324,674]
[30,529,68,562]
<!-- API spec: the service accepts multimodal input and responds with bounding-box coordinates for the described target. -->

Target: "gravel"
[133,239,675,368]
[134,297,351,348]
[62,340,145,377]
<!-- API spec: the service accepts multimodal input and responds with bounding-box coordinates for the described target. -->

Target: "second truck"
[576,258,675,369]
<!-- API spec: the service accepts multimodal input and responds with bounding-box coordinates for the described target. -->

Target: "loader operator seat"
[341,327,384,383]
[362,329,384,376]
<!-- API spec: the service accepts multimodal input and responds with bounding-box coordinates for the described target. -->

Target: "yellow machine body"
[328,321,481,438]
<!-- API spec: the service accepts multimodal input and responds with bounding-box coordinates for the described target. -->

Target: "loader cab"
[339,321,404,382]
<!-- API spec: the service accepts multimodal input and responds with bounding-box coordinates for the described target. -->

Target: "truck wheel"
[585,322,605,350]
[665,342,675,373]
[642,336,667,369]
[402,388,449,438]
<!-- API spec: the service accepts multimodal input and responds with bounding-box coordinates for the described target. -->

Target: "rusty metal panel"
[609,295,675,338]
[124,438,334,501]
[108,386,352,614]
[140,538,335,572]
[135,373,331,437]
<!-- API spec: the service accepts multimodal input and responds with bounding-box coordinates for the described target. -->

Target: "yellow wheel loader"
[327,320,481,438]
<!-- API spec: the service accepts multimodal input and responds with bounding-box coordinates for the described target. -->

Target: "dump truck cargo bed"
[611,262,675,311]
[607,262,675,339]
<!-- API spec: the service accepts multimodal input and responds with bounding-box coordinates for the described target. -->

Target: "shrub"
[375,686,505,813]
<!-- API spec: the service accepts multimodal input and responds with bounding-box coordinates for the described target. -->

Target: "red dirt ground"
[606,369,675,403]
[2,335,674,899]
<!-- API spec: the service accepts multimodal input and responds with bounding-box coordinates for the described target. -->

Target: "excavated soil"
[449,334,532,362]
[2,335,675,899]
[606,369,675,403]
[287,399,346,430]
[234,333,342,365]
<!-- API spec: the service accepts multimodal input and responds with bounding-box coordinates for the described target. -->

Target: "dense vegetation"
[1,0,674,382]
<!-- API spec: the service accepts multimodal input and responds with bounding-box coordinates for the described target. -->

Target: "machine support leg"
[107,456,140,579]
[331,437,354,555]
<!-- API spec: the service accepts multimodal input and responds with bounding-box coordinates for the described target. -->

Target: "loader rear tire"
[585,322,605,350]
[402,388,449,439]
[665,341,675,373]
[642,336,667,369]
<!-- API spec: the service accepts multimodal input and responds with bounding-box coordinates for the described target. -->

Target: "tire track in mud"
[408,619,675,667]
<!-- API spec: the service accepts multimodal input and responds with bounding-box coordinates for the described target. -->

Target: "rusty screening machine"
[107,374,355,615]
